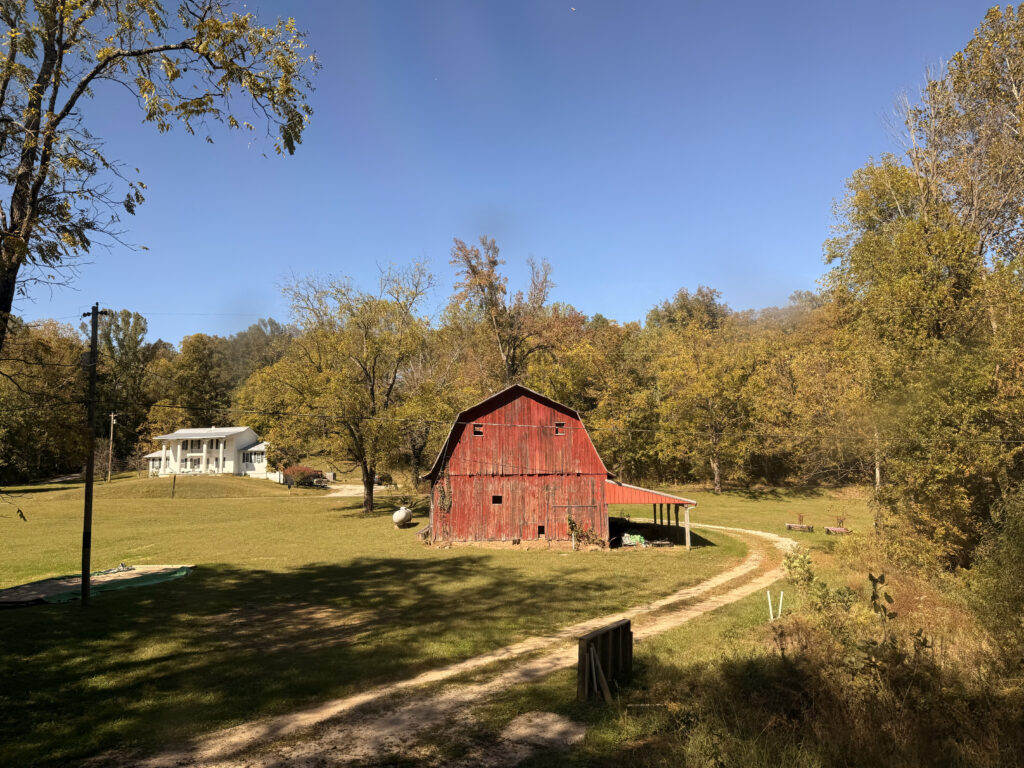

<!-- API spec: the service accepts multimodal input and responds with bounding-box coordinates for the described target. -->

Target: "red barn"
[422,385,695,544]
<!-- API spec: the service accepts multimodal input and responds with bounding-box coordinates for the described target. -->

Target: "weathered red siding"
[428,386,609,543]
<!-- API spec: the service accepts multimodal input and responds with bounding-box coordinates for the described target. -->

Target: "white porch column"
[161,443,167,474]
[219,441,225,474]
[177,441,182,472]
[203,440,209,472]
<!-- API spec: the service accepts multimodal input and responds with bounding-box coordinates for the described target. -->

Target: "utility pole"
[106,412,117,482]
[81,303,109,607]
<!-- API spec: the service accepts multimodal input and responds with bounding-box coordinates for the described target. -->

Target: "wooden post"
[590,647,613,704]
[674,504,679,526]
[80,303,100,607]
[652,504,656,525]
[684,505,691,551]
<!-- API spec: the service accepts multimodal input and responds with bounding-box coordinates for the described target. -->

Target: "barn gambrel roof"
[421,384,612,481]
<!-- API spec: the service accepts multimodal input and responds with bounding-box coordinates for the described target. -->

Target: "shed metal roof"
[605,480,696,507]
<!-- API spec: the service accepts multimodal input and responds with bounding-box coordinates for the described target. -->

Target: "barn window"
[538,525,546,536]
[554,421,566,435]
[492,495,502,504]
[473,423,483,436]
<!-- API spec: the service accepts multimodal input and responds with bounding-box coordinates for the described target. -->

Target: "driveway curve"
[141,524,796,767]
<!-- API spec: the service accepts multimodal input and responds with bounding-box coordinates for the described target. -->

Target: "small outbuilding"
[422,385,695,544]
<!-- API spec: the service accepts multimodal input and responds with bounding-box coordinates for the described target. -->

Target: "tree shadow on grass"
[529,652,1024,768]
[0,550,619,768]
[328,495,430,519]
[730,486,826,501]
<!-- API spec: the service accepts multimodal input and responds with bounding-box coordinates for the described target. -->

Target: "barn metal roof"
[421,384,611,481]
[605,480,696,507]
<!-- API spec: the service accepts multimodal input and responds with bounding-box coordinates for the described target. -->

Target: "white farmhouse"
[145,426,277,480]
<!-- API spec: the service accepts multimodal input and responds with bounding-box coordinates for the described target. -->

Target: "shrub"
[283,465,323,486]
[969,490,1024,666]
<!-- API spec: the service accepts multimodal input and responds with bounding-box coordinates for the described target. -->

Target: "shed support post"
[652,504,656,525]
[674,504,679,527]
[684,505,691,551]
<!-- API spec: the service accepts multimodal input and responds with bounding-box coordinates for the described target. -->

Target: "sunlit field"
[0,475,745,767]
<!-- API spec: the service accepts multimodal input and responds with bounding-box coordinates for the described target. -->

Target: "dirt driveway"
[324,484,366,497]
[139,524,795,768]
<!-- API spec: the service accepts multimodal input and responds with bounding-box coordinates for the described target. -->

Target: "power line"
[100,397,1024,447]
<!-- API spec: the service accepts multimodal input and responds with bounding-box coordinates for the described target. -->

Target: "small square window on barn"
[554,421,566,435]
[492,495,502,504]
[473,423,483,436]
[538,524,546,537]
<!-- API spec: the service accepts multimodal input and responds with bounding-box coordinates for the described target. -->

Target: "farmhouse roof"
[239,441,269,452]
[144,450,162,458]
[154,426,252,440]
[421,384,611,481]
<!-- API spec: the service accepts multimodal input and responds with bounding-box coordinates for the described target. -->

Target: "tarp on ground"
[0,565,192,608]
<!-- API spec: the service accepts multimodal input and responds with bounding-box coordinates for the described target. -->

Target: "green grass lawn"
[0,475,745,767]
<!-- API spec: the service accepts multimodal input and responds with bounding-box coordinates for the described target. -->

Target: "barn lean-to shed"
[422,385,695,545]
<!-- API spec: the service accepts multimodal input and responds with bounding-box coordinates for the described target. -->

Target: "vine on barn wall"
[436,466,453,542]
[568,512,604,549]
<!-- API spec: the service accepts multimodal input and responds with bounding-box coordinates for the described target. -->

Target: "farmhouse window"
[492,495,502,504]
[538,525,545,536]
[473,423,483,436]
[554,421,566,435]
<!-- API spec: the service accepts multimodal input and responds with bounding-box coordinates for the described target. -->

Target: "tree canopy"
[0,0,316,354]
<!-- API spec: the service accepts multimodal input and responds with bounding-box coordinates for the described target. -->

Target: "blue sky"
[22,0,999,343]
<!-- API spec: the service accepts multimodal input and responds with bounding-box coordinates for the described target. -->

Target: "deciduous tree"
[0,0,316,355]
[238,265,432,513]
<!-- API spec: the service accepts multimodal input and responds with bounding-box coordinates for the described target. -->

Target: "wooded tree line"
[0,314,295,481]
[4,8,1024,572]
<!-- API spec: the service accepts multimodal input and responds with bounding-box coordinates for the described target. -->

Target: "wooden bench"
[825,526,851,535]
[785,523,814,532]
